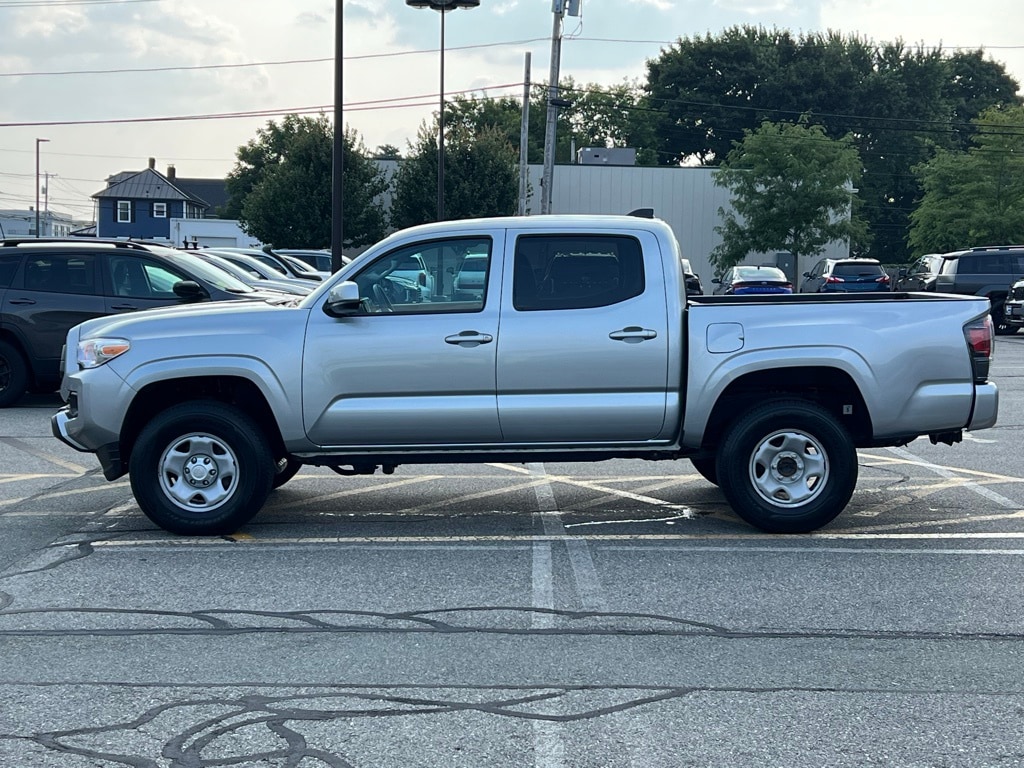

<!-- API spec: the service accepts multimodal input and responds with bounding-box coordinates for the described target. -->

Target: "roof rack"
[0,237,160,251]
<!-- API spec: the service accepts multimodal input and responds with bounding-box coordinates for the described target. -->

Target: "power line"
[0,0,159,7]
[4,33,1022,80]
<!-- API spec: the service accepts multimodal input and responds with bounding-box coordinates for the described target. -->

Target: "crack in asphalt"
[0,605,1021,641]
[3,684,1022,767]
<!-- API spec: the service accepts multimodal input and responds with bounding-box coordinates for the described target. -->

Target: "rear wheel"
[129,401,275,535]
[272,457,302,489]
[0,340,29,409]
[716,399,857,534]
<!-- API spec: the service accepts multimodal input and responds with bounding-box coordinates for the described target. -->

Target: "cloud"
[713,0,794,14]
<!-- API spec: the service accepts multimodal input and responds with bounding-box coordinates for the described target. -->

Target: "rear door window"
[512,235,644,311]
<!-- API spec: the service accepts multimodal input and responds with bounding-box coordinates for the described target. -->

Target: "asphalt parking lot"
[0,336,1022,766]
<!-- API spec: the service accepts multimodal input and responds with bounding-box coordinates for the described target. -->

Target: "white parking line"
[885,446,1022,508]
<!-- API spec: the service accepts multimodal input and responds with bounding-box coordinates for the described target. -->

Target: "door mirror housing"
[323,281,363,317]
[173,280,206,300]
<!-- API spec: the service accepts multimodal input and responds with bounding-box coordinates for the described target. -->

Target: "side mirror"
[173,280,207,300]
[802,272,811,278]
[898,268,908,278]
[711,278,721,284]
[323,281,363,317]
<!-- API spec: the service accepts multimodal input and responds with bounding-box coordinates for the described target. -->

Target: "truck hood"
[75,298,305,341]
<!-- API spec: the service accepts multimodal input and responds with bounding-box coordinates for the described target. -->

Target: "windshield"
[151,248,257,293]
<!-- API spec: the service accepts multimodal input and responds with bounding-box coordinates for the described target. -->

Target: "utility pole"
[540,0,581,215]
[518,52,531,216]
[331,0,345,272]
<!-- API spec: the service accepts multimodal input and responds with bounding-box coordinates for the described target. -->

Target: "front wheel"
[689,457,718,486]
[716,400,857,534]
[129,401,275,535]
[0,340,29,409]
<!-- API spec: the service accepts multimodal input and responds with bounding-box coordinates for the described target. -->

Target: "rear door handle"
[445,330,493,347]
[110,304,140,311]
[609,326,657,343]
[8,298,35,305]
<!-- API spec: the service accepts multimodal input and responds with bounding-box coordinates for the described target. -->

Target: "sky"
[1,0,1022,224]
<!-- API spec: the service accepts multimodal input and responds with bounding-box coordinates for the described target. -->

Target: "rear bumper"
[968,382,999,431]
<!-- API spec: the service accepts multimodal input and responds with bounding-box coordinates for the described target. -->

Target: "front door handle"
[7,298,35,305]
[609,326,657,343]
[110,304,140,311]
[445,330,493,347]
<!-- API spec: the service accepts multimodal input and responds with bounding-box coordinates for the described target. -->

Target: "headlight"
[77,338,131,369]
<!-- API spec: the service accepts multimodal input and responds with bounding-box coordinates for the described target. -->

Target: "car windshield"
[156,248,257,293]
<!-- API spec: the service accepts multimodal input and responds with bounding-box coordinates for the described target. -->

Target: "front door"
[302,235,502,447]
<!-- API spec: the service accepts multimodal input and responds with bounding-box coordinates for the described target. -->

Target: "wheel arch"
[700,366,871,452]
[120,375,287,475]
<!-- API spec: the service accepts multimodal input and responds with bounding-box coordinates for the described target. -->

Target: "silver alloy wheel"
[748,428,829,508]
[158,432,240,512]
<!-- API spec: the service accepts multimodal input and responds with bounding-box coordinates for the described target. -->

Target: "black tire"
[0,340,29,409]
[129,401,275,535]
[689,457,718,486]
[272,457,302,489]
[716,399,857,534]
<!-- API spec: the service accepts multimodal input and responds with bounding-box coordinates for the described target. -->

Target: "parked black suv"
[0,239,290,407]
[933,245,1024,335]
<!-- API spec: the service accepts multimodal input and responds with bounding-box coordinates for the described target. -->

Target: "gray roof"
[92,168,207,209]
[174,178,229,212]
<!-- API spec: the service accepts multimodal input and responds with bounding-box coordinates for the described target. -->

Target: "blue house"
[92,158,210,240]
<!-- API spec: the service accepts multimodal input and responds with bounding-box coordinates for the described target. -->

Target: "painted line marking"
[91,531,1024,548]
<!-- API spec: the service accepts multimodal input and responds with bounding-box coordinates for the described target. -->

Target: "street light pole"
[406,0,479,222]
[35,138,49,238]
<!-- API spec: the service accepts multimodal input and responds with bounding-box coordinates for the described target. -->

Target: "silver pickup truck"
[52,214,998,536]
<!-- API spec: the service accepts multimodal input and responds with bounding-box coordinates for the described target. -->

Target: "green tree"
[374,144,402,160]
[644,26,1021,263]
[909,106,1024,254]
[444,78,659,167]
[390,122,518,230]
[711,120,869,271]
[225,114,388,249]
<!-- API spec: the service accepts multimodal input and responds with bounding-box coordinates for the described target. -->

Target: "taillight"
[876,275,890,284]
[964,315,993,383]
[825,275,844,283]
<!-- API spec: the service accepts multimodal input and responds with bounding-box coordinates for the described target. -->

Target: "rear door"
[4,250,105,382]
[495,229,670,443]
